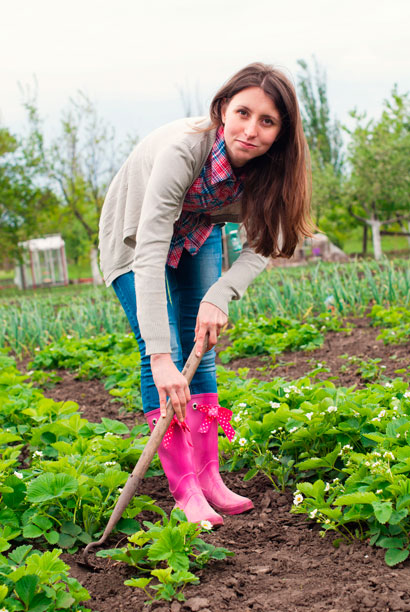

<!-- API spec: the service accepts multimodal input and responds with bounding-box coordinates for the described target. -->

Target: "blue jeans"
[112,225,222,413]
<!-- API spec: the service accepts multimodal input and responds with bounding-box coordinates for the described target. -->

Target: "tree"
[297,57,343,174]
[345,88,410,259]
[0,125,58,267]
[22,89,135,284]
[296,58,350,245]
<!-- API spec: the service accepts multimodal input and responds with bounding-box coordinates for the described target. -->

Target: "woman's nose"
[244,119,257,138]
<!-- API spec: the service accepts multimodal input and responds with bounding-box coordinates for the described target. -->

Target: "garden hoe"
[82,336,209,568]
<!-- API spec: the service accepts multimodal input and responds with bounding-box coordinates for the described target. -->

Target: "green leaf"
[25,592,52,612]
[23,524,44,538]
[377,536,407,549]
[168,552,189,571]
[243,468,259,481]
[148,528,184,561]
[388,509,408,525]
[116,518,141,535]
[45,531,60,545]
[26,473,78,503]
[58,532,76,548]
[385,548,409,566]
[0,537,11,553]
[0,584,8,604]
[2,475,26,508]
[172,569,199,584]
[101,418,130,435]
[14,575,39,606]
[396,494,410,510]
[151,567,173,584]
[60,521,82,537]
[333,492,378,506]
[7,545,33,566]
[295,457,329,469]
[55,589,75,609]
[32,516,53,530]
[372,501,393,524]
[124,577,152,588]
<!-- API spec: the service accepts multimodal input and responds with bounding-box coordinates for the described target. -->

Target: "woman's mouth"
[237,140,257,149]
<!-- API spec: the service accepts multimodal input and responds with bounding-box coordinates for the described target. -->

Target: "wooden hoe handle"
[82,337,208,565]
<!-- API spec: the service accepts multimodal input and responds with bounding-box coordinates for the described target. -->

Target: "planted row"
[216,366,410,566]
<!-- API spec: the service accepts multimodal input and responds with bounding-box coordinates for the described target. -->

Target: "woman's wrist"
[150,353,172,364]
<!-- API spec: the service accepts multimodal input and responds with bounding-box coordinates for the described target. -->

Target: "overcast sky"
[2,0,409,142]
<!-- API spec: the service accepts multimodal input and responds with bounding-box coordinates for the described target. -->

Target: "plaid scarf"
[167,126,243,268]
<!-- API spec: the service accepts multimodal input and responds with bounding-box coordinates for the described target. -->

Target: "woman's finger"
[169,390,183,422]
[158,389,167,418]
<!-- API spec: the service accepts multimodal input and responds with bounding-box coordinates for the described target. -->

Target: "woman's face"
[221,86,281,168]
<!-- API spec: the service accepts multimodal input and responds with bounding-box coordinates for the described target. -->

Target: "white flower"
[309,509,318,518]
[396,433,400,438]
[239,438,247,447]
[376,489,383,494]
[324,482,330,491]
[306,412,314,420]
[285,393,290,399]
[14,471,23,479]
[383,451,395,461]
[404,391,410,399]
[270,401,281,409]
[32,450,43,458]
[118,488,123,493]
[289,427,298,433]
[104,432,114,437]
[378,410,386,418]
[325,519,331,524]
[284,387,290,393]
[238,403,247,408]
[293,493,304,506]
[234,415,241,423]
[104,461,116,466]
[200,520,213,530]
[66,334,73,339]
[35,347,40,351]
[327,406,337,413]
[27,370,34,376]
[0,607,10,612]
[342,444,353,451]
[385,383,393,389]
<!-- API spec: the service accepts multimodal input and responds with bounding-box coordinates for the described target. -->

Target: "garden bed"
[35,314,410,612]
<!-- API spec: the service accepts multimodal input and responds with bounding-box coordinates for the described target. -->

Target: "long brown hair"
[210,62,313,258]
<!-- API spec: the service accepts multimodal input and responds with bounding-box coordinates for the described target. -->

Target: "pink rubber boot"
[146,409,223,526]
[186,393,254,515]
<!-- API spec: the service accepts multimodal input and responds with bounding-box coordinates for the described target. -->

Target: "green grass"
[343,227,409,255]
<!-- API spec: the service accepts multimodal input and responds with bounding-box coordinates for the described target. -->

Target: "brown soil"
[29,317,410,611]
[216,317,410,388]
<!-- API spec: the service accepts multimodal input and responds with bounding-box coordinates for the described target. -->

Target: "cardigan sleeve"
[132,142,198,355]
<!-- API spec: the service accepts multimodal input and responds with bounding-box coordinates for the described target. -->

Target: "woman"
[99,62,312,526]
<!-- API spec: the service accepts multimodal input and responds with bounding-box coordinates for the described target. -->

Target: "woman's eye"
[262,118,274,126]
[238,109,247,116]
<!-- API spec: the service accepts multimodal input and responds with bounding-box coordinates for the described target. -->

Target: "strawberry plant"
[97,508,233,604]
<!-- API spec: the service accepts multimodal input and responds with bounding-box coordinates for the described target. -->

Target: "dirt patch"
[43,369,142,430]
[66,472,410,612]
[217,317,410,388]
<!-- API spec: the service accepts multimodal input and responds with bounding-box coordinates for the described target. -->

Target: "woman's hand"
[194,301,228,357]
[150,353,191,421]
